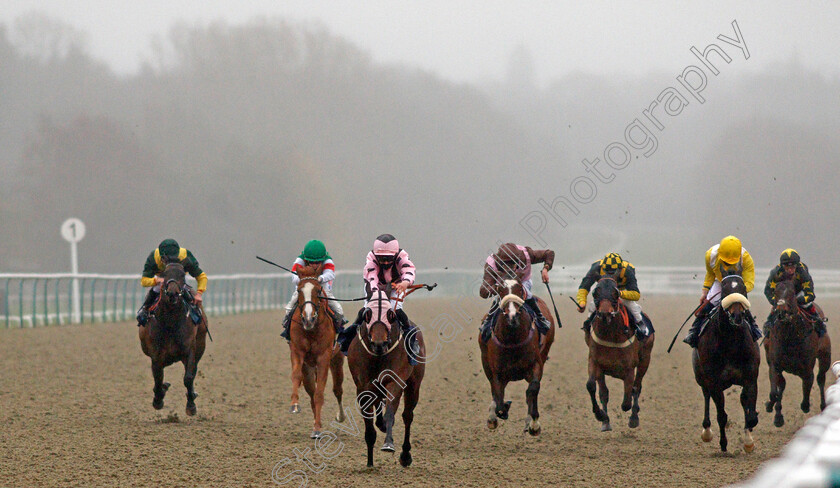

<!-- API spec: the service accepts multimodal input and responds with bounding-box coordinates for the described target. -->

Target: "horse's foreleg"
[289,352,303,414]
[381,390,402,453]
[310,356,331,439]
[525,363,542,436]
[152,360,167,410]
[330,352,346,422]
[400,379,420,468]
[586,359,608,428]
[772,371,786,427]
[597,375,611,431]
[620,369,635,412]
[710,389,728,452]
[364,414,376,468]
[701,386,712,442]
[741,380,758,453]
[800,371,814,414]
[183,349,198,416]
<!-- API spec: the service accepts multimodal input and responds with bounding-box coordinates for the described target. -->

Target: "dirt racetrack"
[1,296,838,487]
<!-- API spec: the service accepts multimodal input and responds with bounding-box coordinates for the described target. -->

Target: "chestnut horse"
[584,276,654,431]
[287,263,346,439]
[139,260,207,415]
[479,278,554,435]
[347,289,425,468]
[693,274,760,453]
[763,279,831,427]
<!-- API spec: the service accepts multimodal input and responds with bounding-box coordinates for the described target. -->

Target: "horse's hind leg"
[710,389,728,452]
[152,360,168,410]
[800,371,814,414]
[400,379,420,468]
[597,374,611,432]
[817,337,831,411]
[525,363,543,436]
[701,386,713,442]
[630,339,653,428]
[330,352,346,422]
[183,349,198,416]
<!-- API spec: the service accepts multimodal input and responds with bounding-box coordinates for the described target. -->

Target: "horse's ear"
[364,308,373,324]
[386,309,396,324]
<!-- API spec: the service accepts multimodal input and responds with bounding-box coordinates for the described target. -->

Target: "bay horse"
[584,276,654,431]
[286,263,346,439]
[763,279,831,427]
[479,278,554,435]
[347,289,425,468]
[693,274,760,453]
[138,260,207,415]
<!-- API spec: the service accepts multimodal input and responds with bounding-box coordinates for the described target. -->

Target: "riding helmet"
[718,236,742,265]
[780,248,800,266]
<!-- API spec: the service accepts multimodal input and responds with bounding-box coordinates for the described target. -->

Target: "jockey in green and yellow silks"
[764,249,826,336]
[576,253,649,337]
[136,239,206,326]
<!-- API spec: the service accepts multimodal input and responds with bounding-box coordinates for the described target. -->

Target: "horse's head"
[364,289,398,355]
[720,274,751,327]
[593,276,620,316]
[160,260,187,309]
[495,278,527,324]
[296,262,325,331]
[773,279,797,315]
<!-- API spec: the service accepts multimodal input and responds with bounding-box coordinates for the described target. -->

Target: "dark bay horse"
[763,279,831,427]
[139,261,207,415]
[347,289,425,468]
[693,274,760,453]
[584,276,654,431]
[287,263,346,439]
[479,278,554,435]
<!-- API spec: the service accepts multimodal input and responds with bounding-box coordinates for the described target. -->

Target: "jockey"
[684,235,761,347]
[136,239,206,326]
[576,253,649,337]
[478,243,554,342]
[763,249,826,337]
[338,234,420,361]
[280,240,345,342]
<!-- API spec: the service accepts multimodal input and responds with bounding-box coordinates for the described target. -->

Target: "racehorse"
[584,276,654,431]
[693,274,760,453]
[138,260,207,415]
[347,288,425,468]
[479,278,554,435]
[286,263,346,439]
[763,279,831,427]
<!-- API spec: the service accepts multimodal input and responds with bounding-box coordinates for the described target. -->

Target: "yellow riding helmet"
[718,236,742,265]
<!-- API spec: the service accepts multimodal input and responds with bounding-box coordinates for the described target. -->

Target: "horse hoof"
[801,403,810,413]
[701,428,713,442]
[487,418,498,430]
[495,410,508,420]
[600,423,612,432]
[153,399,164,410]
[381,442,395,452]
[744,442,755,453]
[621,402,631,412]
[628,416,639,429]
[311,431,322,439]
[743,429,755,454]
[162,382,170,392]
[526,420,541,436]
[774,416,784,428]
[289,404,300,414]
[765,400,773,413]
[186,405,196,416]
[335,411,346,422]
[399,451,412,467]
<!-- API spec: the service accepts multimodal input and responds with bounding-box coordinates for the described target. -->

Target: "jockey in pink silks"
[338,234,420,363]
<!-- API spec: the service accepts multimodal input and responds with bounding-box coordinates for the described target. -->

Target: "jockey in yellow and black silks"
[576,253,649,337]
[764,249,826,337]
[683,235,761,347]
[136,239,207,326]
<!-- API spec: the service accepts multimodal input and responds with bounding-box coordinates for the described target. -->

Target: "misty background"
[0,9,838,277]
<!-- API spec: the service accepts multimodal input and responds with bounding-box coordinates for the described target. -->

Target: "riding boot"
[634,316,649,339]
[333,311,347,335]
[187,301,202,325]
[338,308,365,355]
[395,309,420,365]
[747,312,762,341]
[280,305,295,342]
[816,319,827,338]
[136,288,159,326]
[479,300,499,343]
[683,302,713,347]
[524,297,550,335]
[582,312,595,333]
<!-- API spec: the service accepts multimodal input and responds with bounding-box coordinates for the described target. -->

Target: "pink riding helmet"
[373,234,399,256]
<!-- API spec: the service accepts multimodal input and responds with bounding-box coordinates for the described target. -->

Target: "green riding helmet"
[158,239,180,258]
[301,239,330,263]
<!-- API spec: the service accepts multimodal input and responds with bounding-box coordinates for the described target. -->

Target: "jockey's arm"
[764,268,778,305]
[575,262,601,307]
[702,247,715,293]
[319,259,336,283]
[526,247,554,271]
[396,251,416,286]
[799,265,816,304]
[741,251,755,293]
[183,250,207,292]
[140,251,158,287]
[619,265,641,301]
[479,265,497,299]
